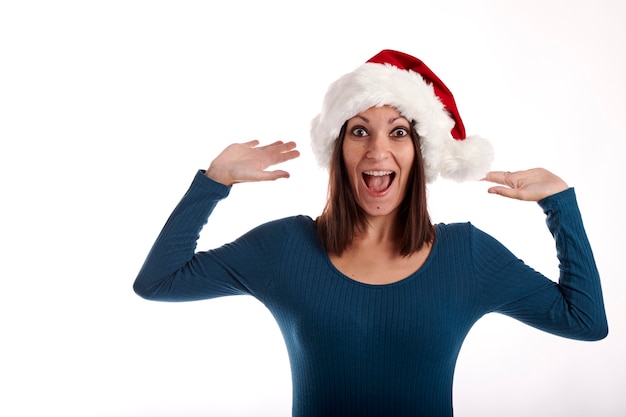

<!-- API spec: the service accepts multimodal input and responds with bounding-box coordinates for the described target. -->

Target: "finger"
[260,140,298,153]
[244,169,291,183]
[262,142,300,165]
[266,170,291,180]
[483,170,511,185]
[487,185,523,199]
[278,141,298,152]
[272,148,300,164]
[241,139,261,147]
[256,140,285,150]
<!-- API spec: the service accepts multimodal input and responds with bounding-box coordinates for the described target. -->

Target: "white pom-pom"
[439,135,494,182]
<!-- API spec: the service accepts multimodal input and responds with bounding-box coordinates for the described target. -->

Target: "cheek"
[341,146,359,171]
[341,149,362,189]
[399,145,416,171]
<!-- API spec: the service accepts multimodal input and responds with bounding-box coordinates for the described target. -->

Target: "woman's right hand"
[205,140,300,186]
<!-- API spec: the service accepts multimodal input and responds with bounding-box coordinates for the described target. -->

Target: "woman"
[134,50,608,417]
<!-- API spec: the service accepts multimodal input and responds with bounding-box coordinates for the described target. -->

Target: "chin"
[359,200,402,219]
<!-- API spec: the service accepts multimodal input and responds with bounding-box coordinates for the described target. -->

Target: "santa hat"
[311,49,493,182]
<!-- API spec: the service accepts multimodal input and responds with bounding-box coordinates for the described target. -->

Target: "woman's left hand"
[483,168,569,202]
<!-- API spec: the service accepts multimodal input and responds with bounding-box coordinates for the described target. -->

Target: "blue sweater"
[134,171,608,417]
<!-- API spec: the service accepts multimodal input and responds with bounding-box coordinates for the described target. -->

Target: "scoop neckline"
[322,225,439,288]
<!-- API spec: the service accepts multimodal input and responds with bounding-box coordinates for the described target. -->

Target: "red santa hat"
[311,49,493,182]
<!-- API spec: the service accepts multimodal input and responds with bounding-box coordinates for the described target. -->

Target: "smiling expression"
[342,105,416,219]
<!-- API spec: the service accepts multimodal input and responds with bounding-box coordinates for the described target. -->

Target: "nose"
[365,134,390,161]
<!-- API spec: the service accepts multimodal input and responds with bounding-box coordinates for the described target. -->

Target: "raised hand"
[483,168,569,202]
[205,140,300,186]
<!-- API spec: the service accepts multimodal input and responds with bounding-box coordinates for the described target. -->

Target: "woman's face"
[342,105,415,219]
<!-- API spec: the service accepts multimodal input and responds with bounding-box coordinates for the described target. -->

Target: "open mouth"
[362,170,395,193]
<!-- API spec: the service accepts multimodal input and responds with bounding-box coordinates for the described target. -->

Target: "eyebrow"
[389,116,407,124]
[352,115,407,124]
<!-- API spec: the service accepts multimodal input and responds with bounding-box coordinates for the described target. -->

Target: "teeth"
[363,171,393,176]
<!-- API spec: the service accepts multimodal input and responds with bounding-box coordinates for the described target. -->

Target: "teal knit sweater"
[134,171,607,417]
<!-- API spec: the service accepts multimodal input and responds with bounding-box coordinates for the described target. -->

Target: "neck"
[355,213,402,247]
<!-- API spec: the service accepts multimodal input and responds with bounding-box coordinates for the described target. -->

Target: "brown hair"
[316,122,434,256]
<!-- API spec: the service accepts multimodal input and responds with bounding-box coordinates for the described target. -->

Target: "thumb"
[488,185,522,199]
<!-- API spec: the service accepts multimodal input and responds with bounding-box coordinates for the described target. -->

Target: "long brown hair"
[316,121,434,257]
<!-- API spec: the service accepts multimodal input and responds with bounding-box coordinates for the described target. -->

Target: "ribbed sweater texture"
[134,171,607,417]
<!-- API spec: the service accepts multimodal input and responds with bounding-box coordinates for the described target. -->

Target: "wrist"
[205,165,234,186]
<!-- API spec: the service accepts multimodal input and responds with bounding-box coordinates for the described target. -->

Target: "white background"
[1,0,625,416]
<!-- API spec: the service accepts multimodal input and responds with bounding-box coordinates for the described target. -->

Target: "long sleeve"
[133,170,293,302]
[133,170,232,300]
[473,188,608,341]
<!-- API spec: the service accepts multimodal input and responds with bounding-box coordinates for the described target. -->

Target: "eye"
[391,127,410,138]
[350,126,368,137]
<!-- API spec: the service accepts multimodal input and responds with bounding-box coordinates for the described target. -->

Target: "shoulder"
[434,222,518,278]
[435,221,474,240]
[240,215,316,245]
[250,215,314,233]
[435,222,504,250]
[215,215,317,265]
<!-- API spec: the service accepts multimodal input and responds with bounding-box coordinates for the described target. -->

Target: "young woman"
[134,50,608,417]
